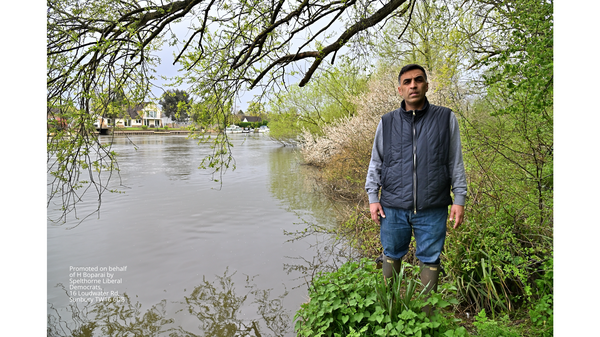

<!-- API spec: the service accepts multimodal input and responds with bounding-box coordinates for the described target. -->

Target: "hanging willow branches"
[47,0,414,223]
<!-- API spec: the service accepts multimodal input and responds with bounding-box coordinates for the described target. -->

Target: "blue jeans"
[380,206,448,264]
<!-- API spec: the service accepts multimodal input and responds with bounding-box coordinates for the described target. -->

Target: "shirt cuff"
[368,193,380,204]
[453,194,466,206]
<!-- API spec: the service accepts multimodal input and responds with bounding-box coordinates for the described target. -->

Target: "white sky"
[150,14,306,112]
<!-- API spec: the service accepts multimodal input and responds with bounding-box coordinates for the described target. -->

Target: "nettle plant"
[294,259,468,337]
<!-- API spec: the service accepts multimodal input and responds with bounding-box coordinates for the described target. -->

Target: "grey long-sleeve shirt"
[365,112,467,206]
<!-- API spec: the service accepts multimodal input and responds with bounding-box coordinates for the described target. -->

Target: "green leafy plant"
[373,276,433,335]
[472,309,522,337]
[374,263,426,318]
[528,294,552,337]
[294,259,380,336]
[527,258,553,336]
[294,259,469,337]
[444,213,551,318]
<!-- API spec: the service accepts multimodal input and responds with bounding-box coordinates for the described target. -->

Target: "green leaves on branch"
[159,89,192,122]
[47,104,120,225]
[268,62,368,145]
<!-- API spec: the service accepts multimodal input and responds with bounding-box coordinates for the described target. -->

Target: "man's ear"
[397,86,402,98]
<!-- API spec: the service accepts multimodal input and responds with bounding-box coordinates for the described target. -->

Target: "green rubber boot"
[419,261,441,316]
[382,255,402,285]
[419,262,440,293]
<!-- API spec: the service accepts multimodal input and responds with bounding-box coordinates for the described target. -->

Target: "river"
[47,133,346,337]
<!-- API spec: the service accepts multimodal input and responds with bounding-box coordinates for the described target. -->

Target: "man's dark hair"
[398,64,428,85]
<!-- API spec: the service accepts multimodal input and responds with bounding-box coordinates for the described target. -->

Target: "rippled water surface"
[47,133,340,336]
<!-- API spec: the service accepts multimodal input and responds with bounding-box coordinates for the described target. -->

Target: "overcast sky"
[150,16,307,112]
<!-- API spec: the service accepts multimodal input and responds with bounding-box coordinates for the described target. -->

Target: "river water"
[47,133,346,337]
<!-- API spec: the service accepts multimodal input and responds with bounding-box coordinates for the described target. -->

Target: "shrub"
[443,212,552,319]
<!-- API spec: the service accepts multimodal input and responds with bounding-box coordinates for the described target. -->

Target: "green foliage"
[294,259,468,337]
[294,259,379,336]
[526,258,553,337]
[47,103,121,224]
[465,0,553,228]
[246,101,267,117]
[440,0,553,319]
[268,62,368,144]
[159,89,192,121]
[372,263,455,337]
[528,294,553,337]
[444,212,552,317]
[266,111,304,146]
[337,207,382,258]
[472,310,522,337]
[238,121,267,128]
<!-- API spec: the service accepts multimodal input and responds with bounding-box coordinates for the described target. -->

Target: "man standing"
[365,64,467,294]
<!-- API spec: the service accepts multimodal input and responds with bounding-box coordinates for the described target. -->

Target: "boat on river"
[257,125,270,133]
[225,125,242,133]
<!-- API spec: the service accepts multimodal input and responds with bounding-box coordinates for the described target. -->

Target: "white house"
[112,102,162,128]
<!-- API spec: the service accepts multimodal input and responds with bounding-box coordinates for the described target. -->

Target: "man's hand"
[449,204,465,229]
[370,202,385,225]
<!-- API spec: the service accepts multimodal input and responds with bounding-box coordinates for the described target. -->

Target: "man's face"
[398,69,429,111]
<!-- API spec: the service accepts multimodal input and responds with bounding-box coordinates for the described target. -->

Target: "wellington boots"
[419,262,440,294]
[382,255,403,285]
[419,261,441,316]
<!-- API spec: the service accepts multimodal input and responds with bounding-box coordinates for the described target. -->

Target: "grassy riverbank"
[292,147,553,336]
[289,36,553,336]
[287,199,552,336]
[294,258,550,337]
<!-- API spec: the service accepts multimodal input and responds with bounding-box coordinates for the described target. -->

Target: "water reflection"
[267,147,341,228]
[267,147,365,291]
[48,268,291,337]
[178,269,290,337]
